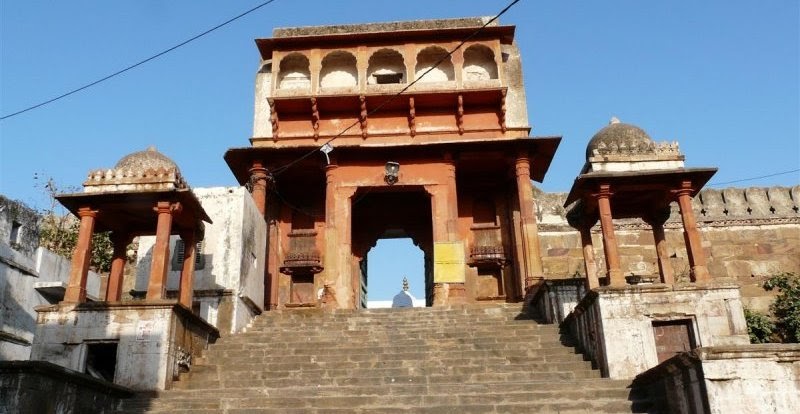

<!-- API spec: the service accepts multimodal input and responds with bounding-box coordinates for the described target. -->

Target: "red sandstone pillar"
[444,152,459,241]
[579,226,599,289]
[647,216,675,285]
[249,161,269,217]
[675,183,710,282]
[595,185,624,287]
[178,230,196,309]
[147,201,178,300]
[106,232,130,302]
[515,152,545,288]
[63,207,98,303]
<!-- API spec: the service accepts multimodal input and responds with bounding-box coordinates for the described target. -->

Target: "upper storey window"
[367,49,406,85]
[278,53,311,90]
[463,44,498,81]
[320,51,358,89]
[415,46,454,83]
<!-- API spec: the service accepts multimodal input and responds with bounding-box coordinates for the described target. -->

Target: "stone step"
[194,352,587,367]
[119,304,644,413]
[179,360,595,383]
[122,398,643,414]
[173,369,601,390]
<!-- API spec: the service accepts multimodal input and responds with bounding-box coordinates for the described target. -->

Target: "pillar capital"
[76,207,98,218]
[593,183,613,199]
[153,201,181,214]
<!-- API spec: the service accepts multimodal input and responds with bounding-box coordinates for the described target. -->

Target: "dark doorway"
[652,319,696,363]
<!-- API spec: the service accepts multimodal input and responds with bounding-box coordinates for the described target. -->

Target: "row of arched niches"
[270,43,501,92]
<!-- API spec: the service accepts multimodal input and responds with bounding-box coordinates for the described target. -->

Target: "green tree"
[36,177,114,273]
[764,272,800,343]
[744,307,775,344]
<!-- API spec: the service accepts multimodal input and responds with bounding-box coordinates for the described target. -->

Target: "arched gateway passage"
[351,187,433,307]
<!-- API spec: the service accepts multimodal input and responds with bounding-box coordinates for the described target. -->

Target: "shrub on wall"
[744,307,775,344]
[764,272,800,343]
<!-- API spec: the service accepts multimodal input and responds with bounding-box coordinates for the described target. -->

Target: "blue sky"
[2,1,798,301]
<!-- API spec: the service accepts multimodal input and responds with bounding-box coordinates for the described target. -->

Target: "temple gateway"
[2,16,798,413]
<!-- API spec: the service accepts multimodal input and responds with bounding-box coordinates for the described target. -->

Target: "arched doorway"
[365,238,424,308]
[351,187,433,308]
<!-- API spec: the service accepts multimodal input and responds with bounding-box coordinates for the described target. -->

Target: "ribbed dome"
[114,146,179,172]
[586,118,655,160]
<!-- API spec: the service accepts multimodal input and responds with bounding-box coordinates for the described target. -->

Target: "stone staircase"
[119,304,647,413]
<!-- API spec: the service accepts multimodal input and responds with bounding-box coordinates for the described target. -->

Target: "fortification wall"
[534,186,800,312]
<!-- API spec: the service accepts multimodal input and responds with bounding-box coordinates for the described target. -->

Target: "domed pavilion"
[564,118,716,288]
[56,147,211,305]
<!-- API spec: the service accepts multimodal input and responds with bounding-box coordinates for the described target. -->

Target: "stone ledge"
[0,360,133,397]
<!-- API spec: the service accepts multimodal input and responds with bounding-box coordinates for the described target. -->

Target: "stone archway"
[350,187,433,307]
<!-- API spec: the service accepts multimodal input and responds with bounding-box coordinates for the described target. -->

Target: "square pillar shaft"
[676,185,710,282]
[595,186,624,287]
[178,230,197,308]
[147,201,176,300]
[106,233,130,301]
[63,207,97,303]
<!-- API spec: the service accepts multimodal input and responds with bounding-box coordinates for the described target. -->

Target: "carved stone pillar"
[322,163,339,308]
[646,208,675,284]
[675,182,710,282]
[147,201,179,300]
[443,152,459,241]
[595,185,624,287]
[514,151,545,288]
[249,161,269,217]
[106,232,131,302]
[63,207,97,303]
[178,230,197,309]
[579,226,599,289]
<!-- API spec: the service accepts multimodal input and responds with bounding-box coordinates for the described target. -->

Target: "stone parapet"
[0,360,133,414]
[633,344,800,414]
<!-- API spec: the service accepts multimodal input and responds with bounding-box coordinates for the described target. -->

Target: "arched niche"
[367,48,406,85]
[278,53,311,90]
[415,46,454,83]
[320,51,358,88]
[463,44,498,81]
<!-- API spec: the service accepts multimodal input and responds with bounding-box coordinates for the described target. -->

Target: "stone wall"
[535,186,800,312]
[135,187,267,334]
[0,360,132,414]
[633,345,800,414]
[0,196,101,361]
[31,302,218,391]
[562,282,750,379]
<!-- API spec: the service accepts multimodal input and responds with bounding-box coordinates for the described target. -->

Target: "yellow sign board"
[433,241,465,283]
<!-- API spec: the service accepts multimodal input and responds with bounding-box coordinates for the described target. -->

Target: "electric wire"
[707,168,800,187]
[269,0,521,177]
[0,0,280,121]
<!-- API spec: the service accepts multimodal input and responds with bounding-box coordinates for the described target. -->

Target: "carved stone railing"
[280,229,322,275]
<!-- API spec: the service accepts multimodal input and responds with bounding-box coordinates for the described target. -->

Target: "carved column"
[178,230,197,308]
[646,208,675,284]
[514,151,545,289]
[595,185,624,287]
[249,161,269,217]
[579,226,599,289]
[63,207,98,303]
[106,232,131,302]
[147,201,179,300]
[675,182,710,282]
[322,162,339,309]
[444,152,459,241]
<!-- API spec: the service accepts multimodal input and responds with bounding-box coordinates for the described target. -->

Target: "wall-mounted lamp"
[384,161,400,185]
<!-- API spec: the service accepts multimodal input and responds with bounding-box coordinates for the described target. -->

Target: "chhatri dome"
[114,146,180,173]
[585,117,656,160]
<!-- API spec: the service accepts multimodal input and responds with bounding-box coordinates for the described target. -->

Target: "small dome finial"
[609,116,621,125]
[402,277,409,291]
[146,145,158,152]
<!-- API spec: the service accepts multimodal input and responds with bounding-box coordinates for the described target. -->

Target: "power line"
[270,0,521,177]
[708,168,800,187]
[0,0,280,121]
